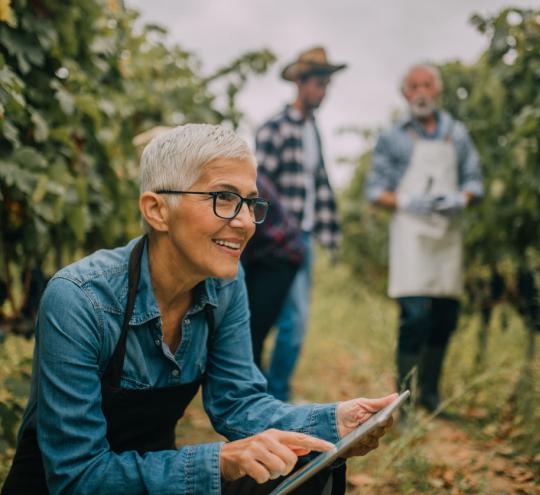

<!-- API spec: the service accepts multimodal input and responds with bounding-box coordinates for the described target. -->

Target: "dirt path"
[420,420,536,494]
[348,418,539,494]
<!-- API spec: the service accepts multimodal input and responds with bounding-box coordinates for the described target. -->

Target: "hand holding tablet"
[335,392,399,458]
[269,390,410,495]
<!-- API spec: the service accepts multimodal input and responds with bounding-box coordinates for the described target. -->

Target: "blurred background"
[130,0,537,188]
[0,1,539,492]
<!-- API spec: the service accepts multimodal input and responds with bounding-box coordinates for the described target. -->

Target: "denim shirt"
[18,237,340,495]
[365,111,484,202]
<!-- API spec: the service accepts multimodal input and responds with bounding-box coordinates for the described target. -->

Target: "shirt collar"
[398,110,454,139]
[284,104,315,124]
[399,109,437,126]
[128,237,219,326]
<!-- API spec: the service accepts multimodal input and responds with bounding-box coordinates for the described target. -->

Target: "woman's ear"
[139,192,170,232]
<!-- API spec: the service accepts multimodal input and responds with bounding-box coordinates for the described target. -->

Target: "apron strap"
[104,236,146,387]
[204,305,215,351]
[103,236,216,388]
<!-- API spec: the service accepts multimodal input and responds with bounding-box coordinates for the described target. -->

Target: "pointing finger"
[276,431,335,453]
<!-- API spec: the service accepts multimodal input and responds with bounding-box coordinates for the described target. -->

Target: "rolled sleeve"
[186,442,224,495]
[366,133,395,203]
[300,403,340,444]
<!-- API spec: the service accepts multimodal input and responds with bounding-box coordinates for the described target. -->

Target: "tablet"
[269,390,410,495]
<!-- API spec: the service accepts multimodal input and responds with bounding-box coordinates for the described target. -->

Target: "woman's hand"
[336,394,398,458]
[220,429,334,483]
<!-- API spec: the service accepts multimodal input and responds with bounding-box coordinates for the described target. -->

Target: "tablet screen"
[269,390,410,495]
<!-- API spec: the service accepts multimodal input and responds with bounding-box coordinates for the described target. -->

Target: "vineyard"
[0,1,539,493]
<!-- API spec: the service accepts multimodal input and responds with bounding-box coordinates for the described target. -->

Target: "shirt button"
[184,318,191,325]
[154,339,161,347]
[172,369,180,377]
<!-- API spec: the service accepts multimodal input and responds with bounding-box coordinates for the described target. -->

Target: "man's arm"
[365,133,398,209]
[366,133,435,214]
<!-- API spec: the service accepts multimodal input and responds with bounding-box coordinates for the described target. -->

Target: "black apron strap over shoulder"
[103,236,147,388]
[204,304,215,349]
[103,236,215,387]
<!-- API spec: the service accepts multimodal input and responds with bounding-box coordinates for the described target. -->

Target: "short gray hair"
[139,123,256,233]
[401,63,443,94]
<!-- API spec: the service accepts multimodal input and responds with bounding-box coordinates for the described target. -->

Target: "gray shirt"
[301,118,320,231]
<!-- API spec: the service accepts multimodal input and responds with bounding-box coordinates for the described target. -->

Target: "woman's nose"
[230,201,254,227]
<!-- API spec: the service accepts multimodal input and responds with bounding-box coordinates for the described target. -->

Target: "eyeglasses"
[155,190,270,224]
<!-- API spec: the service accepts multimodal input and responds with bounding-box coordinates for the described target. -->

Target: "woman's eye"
[217,192,238,202]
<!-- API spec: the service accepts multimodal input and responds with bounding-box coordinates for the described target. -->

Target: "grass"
[307,254,539,493]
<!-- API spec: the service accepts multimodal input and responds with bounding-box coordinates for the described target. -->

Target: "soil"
[348,418,539,495]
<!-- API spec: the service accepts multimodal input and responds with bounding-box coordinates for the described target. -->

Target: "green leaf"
[12,147,47,170]
[52,83,75,116]
[31,174,48,203]
[30,110,49,142]
[0,161,35,193]
[0,119,19,144]
[75,94,101,126]
[65,205,88,242]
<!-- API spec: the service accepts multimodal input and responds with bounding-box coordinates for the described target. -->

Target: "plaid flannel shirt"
[255,105,341,253]
[241,175,305,266]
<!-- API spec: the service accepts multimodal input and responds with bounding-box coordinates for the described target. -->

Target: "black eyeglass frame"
[155,190,270,224]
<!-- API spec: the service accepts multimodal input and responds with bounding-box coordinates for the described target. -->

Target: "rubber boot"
[418,346,446,412]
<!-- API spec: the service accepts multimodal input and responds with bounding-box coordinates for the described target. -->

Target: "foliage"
[0,335,33,480]
[0,0,275,316]
[440,7,540,269]
[339,145,389,290]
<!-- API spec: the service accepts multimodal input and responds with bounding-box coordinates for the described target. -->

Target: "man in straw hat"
[254,46,346,401]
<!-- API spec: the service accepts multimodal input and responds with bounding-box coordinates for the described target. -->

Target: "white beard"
[410,97,437,118]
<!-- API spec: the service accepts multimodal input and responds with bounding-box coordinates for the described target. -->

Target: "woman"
[3,124,395,494]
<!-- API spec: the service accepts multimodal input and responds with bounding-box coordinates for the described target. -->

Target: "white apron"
[388,136,463,298]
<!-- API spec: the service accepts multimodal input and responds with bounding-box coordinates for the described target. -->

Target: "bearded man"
[365,64,483,413]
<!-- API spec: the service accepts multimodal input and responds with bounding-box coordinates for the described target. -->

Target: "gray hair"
[139,123,256,233]
[400,63,443,94]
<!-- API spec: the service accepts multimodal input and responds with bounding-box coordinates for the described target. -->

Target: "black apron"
[2,236,213,494]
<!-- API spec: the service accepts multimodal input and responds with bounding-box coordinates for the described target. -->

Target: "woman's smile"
[212,236,244,257]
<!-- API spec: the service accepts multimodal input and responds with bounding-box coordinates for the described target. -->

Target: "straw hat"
[281,46,347,81]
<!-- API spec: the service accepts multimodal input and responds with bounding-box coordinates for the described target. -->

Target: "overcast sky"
[127,0,538,187]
